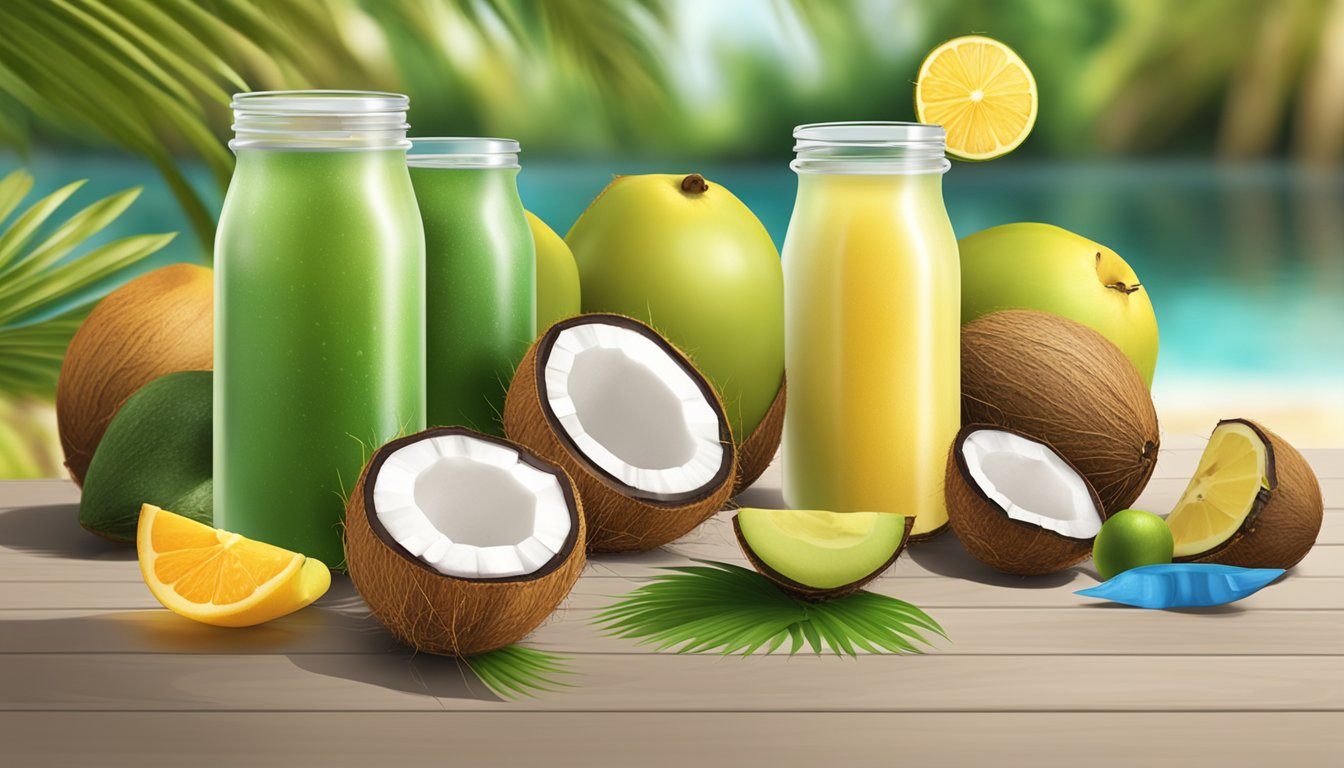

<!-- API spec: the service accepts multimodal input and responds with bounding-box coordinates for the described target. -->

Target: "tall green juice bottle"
[408,138,535,435]
[215,91,426,567]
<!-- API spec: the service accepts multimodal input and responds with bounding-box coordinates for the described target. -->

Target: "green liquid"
[215,149,426,567]
[410,165,535,435]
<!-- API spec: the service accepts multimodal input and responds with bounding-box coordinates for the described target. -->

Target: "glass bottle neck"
[407,138,521,170]
[229,91,411,152]
[791,121,950,175]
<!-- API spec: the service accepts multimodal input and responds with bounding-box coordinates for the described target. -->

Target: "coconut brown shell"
[57,264,213,486]
[733,513,913,601]
[961,310,1158,516]
[945,424,1105,576]
[734,376,785,494]
[504,314,737,553]
[344,427,586,657]
[1181,419,1323,570]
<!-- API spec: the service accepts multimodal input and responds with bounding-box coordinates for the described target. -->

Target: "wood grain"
[1,653,1339,712]
[2,712,1340,768]
[0,449,1340,765]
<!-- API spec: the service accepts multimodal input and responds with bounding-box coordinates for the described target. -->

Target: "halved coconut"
[733,507,913,601]
[1167,419,1322,569]
[344,426,585,656]
[734,377,785,494]
[946,425,1106,576]
[961,311,1159,516]
[504,313,737,552]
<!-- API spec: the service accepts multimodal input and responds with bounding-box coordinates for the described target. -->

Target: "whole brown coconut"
[345,427,586,657]
[57,263,213,485]
[961,310,1159,516]
[946,425,1107,576]
[1179,419,1323,569]
[504,314,737,553]
[734,377,785,494]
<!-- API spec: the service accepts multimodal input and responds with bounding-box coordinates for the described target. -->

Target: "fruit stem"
[680,174,709,195]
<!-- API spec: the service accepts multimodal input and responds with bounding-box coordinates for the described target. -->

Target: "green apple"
[566,173,784,442]
[525,211,581,335]
[959,223,1159,386]
[1092,508,1174,581]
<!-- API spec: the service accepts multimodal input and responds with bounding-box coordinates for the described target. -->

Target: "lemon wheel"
[915,35,1038,161]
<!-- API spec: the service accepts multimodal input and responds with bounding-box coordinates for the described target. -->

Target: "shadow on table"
[282,577,503,703]
[0,575,500,703]
[905,530,1077,589]
[0,504,135,560]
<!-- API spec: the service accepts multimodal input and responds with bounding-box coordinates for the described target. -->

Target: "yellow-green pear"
[959,223,1159,386]
[526,211,580,334]
[565,174,784,445]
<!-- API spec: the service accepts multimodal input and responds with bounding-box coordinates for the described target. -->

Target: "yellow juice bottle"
[781,122,959,538]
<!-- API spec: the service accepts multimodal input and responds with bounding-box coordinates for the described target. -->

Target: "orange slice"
[137,504,330,627]
[915,35,1038,161]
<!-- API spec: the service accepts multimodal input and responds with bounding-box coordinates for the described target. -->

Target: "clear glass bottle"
[407,138,535,436]
[781,122,959,538]
[215,91,426,567]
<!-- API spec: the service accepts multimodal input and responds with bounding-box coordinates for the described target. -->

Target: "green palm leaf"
[595,560,947,657]
[462,644,574,700]
[0,168,173,398]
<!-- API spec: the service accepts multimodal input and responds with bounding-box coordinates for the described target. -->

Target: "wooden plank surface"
[2,653,1340,712]
[4,712,1340,768]
[1,446,1341,764]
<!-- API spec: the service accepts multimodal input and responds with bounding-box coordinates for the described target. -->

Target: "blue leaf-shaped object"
[1075,563,1286,609]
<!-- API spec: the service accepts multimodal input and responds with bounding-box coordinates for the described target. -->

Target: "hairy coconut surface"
[1181,419,1323,570]
[345,428,586,657]
[57,264,213,486]
[945,425,1105,576]
[504,314,737,553]
[733,514,913,601]
[961,310,1158,516]
[734,377,785,494]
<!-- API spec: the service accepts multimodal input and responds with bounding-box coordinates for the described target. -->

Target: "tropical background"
[1,0,1341,477]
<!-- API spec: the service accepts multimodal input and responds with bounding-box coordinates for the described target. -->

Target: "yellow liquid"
[781,172,960,537]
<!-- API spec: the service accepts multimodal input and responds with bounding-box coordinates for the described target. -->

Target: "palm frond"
[463,644,575,700]
[595,560,947,657]
[0,168,173,398]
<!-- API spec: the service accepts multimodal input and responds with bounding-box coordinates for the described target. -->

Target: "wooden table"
[1,441,1340,766]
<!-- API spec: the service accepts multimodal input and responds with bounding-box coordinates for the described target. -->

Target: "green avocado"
[734,508,908,594]
[79,370,212,542]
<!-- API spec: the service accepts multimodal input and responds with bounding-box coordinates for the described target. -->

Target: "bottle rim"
[407,137,521,169]
[792,121,949,175]
[230,90,411,151]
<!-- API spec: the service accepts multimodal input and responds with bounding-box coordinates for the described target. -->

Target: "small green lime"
[1092,509,1174,581]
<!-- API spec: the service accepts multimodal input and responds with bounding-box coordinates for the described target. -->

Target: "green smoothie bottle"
[407,138,535,435]
[215,91,426,567]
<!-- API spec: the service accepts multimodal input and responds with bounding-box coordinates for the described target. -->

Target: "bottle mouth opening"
[230,90,411,151]
[407,137,521,169]
[792,121,949,174]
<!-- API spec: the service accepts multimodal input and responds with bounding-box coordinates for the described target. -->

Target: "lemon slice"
[915,35,1038,161]
[1165,423,1270,558]
[137,504,330,627]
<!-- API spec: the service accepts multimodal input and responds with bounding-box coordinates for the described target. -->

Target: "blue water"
[4,152,1343,395]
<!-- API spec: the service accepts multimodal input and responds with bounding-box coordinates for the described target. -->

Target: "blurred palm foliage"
[0,168,171,477]
[2,0,1341,255]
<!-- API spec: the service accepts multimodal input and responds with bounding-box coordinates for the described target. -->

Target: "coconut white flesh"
[543,322,725,495]
[371,434,572,579]
[961,429,1102,539]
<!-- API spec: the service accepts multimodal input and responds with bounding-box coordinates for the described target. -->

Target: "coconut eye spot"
[962,429,1102,539]
[372,434,573,579]
[543,323,725,496]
